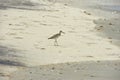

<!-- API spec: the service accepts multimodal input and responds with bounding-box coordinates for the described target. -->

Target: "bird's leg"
[54,40,56,46]
[54,39,57,46]
[56,40,58,46]
[54,39,58,46]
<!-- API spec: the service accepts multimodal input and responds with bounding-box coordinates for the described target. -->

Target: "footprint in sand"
[8,23,25,27]
[3,15,8,17]
[85,56,94,58]
[83,11,91,15]
[14,36,23,39]
[0,38,5,40]
[34,44,46,50]
[109,22,113,25]
[105,47,112,50]
[11,28,25,30]
[14,24,24,26]
[68,30,76,33]
[87,42,96,45]
[94,25,104,31]
[7,33,17,36]
[6,32,24,39]
[35,47,46,50]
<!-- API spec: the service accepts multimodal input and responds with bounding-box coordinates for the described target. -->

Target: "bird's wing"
[48,34,59,39]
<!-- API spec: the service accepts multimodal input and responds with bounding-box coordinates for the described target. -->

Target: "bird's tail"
[48,36,53,39]
[48,37,51,39]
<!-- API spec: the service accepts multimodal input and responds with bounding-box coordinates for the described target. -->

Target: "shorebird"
[48,30,65,46]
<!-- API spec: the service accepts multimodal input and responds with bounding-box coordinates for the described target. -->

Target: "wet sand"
[10,60,120,80]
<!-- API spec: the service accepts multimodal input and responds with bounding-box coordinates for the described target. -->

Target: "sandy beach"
[0,0,120,80]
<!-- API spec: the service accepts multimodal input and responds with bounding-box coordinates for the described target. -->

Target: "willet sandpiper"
[48,30,65,46]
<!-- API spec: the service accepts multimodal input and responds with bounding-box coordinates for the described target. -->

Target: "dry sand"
[0,0,120,80]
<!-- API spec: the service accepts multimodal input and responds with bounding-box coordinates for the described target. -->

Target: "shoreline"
[10,60,120,80]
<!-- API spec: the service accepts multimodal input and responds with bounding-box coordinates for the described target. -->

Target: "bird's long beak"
[62,31,65,34]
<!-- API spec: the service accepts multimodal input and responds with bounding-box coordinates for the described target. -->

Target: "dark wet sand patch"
[14,37,23,39]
